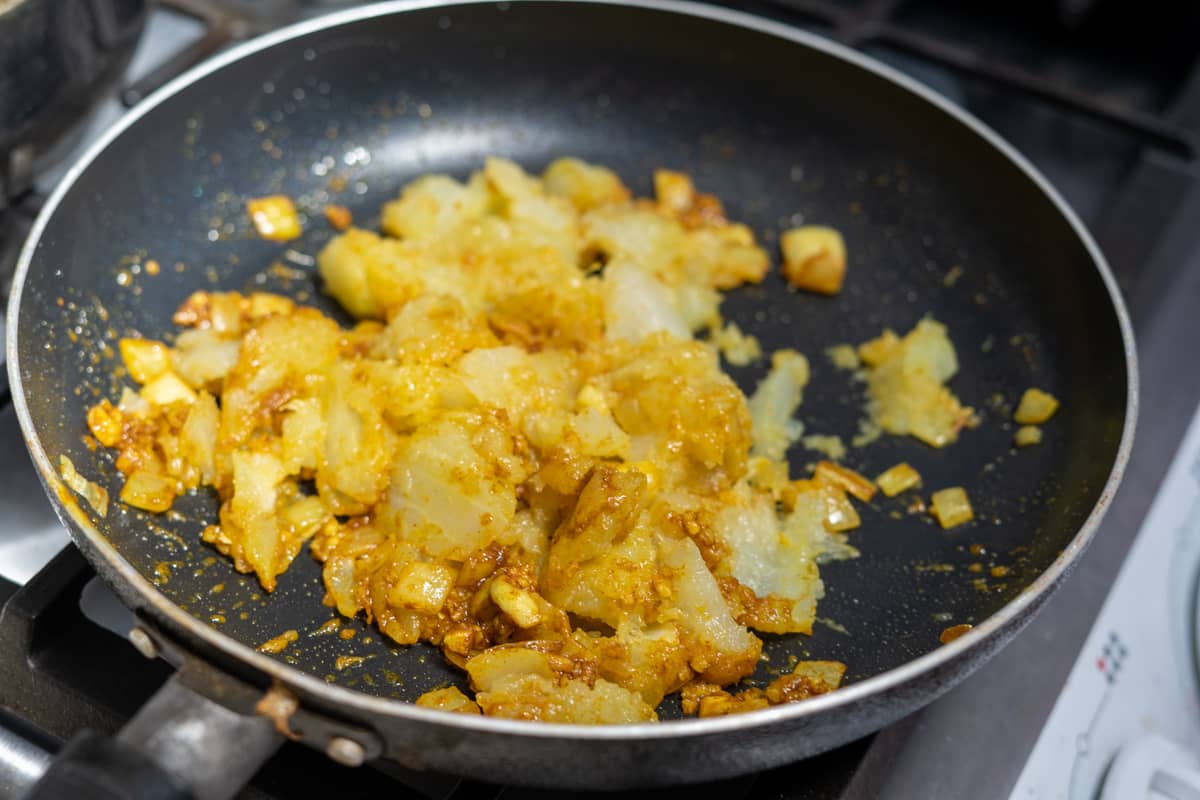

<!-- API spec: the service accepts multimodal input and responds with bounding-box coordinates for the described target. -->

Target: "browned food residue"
[324,204,352,230]
[335,655,369,671]
[257,630,299,654]
[311,619,342,637]
[254,684,301,740]
[939,623,973,644]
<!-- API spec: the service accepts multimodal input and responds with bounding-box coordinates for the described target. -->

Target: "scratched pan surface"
[8,0,1132,783]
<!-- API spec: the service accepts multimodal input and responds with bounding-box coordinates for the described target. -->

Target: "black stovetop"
[2,1,1199,798]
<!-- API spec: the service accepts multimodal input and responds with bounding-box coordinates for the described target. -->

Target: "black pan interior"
[13,2,1128,713]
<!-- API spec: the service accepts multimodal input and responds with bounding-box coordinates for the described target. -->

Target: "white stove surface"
[0,406,69,585]
[0,11,205,587]
[1010,405,1200,799]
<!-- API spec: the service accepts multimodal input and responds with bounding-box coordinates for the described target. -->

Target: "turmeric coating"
[90,158,876,722]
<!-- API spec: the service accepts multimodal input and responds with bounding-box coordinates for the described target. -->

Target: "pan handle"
[25,670,284,800]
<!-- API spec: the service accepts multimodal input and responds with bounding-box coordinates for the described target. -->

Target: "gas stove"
[1,2,1199,798]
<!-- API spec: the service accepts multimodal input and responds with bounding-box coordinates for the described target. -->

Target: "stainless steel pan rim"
[6,0,1138,742]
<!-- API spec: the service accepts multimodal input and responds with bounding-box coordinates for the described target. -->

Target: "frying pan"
[7,1,1135,796]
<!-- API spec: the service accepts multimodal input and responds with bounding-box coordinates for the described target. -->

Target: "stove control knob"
[1101,733,1200,800]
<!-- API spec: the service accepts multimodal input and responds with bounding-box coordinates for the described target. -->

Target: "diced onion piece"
[654,169,695,214]
[86,399,123,447]
[119,469,177,513]
[764,659,846,704]
[171,329,240,390]
[602,259,689,343]
[747,349,810,460]
[416,686,482,714]
[814,461,876,502]
[466,646,554,692]
[680,682,725,715]
[857,330,900,367]
[140,372,196,406]
[1014,388,1059,424]
[930,487,974,529]
[1014,425,1043,447]
[822,486,861,532]
[780,225,846,295]
[489,576,543,628]
[59,455,108,517]
[541,157,630,212]
[698,690,770,717]
[247,195,302,241]
[119,338,171,384]
[875,463,922,497]
[246,292,296,320]
[388,561,456,614]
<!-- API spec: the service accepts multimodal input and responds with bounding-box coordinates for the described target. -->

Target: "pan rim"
[6,0,1138,741]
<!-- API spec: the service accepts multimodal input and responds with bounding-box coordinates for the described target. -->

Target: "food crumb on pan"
[780,225,846,295]
[1014,388,1059,425]
[710,321,762,366]
[930,487,974,529]
[857,318,977,448]
[942,265,964,287]
[802,434,847,461]
[324,204,352,230]
[875,462,922,497]
[825,343,859,370]
[1014,425,1043,447]
[58,455,108,517]
[247,195,302,241]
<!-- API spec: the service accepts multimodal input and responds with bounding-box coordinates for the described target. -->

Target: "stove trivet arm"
[0,713,51,800]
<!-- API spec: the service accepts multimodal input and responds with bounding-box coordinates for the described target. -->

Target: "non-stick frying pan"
[7,1,1135,796]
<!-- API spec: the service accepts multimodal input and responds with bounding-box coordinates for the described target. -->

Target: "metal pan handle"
[24,671,284,800]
